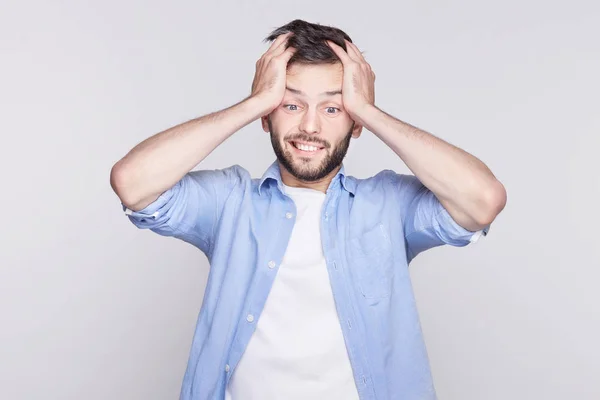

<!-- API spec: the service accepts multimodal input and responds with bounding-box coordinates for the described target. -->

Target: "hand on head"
[325,40,376,122]
[250,32,297,115]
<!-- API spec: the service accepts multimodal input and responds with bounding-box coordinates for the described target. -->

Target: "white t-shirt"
[225,184,359,400]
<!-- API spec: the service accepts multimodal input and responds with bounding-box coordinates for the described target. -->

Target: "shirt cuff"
[469,225,490,243]
[120,184,178,226]
[437,204,491,245]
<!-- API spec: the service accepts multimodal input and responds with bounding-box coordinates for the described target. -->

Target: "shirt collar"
[258,160,356,196]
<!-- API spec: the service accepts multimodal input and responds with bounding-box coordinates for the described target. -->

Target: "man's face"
[262,62,361,182]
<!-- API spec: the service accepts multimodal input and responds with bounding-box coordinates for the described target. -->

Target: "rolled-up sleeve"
[388,172,490,264]
[123,180,183,230]
[121,165,244,255]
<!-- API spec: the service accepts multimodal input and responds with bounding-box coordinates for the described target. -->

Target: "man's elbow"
[110,161,139,209]
[479,180,507,226]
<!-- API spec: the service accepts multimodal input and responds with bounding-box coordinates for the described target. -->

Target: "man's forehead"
[287,62,343,76]
[285,63,343,97]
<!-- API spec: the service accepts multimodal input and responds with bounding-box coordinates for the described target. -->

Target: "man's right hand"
[112,33,297,211]
[250,32,297,116]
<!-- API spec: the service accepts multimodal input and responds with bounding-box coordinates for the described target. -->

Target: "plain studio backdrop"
[1,0,598,399]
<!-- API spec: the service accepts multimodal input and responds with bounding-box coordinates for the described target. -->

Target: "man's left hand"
[326,39,376,125]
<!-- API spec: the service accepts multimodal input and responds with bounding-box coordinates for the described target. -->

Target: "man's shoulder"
[188,164,252,182]
[348,169,410,188]
[183,164,254,197]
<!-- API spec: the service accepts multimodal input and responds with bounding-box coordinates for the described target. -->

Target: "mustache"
[285,135,330,148]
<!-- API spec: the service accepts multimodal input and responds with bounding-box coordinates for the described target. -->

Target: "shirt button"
[246,314,254,323]
[285,212,293,219]
[268,260,276,269]
[225,364,230,372]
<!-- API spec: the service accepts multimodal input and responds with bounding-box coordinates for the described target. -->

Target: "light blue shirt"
[122,160,489,400]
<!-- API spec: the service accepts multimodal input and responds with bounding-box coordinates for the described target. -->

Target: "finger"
[263,46,296,72]
[325,40,352,65]
[344,39,367,63]
[266,32,293,56]
[275,45,297,63]
[271,37,293,58]
[263,33,293,66]
[272,46,297,69]
[258,33,292,71]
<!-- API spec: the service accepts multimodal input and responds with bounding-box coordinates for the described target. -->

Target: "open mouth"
[289,141,326,154]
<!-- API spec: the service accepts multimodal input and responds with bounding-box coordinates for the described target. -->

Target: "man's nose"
[299,108,320,134]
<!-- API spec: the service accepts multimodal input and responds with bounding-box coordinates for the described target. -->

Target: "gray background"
[1,0,599,399]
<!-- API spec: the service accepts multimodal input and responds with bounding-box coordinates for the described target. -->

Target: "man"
[111,19,506,400]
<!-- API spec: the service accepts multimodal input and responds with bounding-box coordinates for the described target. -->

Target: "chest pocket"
[348,223,394,299]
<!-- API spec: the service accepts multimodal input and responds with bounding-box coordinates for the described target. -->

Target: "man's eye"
[284,104,299,111]
[326,107,340,114]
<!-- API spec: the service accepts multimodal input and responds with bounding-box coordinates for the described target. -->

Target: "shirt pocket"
[348,223,394,299]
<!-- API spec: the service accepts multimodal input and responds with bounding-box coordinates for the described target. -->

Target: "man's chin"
[281,160,322,181]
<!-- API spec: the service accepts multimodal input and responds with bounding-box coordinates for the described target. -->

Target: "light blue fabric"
[122,160,489,400]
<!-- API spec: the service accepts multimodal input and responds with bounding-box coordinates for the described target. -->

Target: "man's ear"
[351,123,363,139]
[261,115,270,133]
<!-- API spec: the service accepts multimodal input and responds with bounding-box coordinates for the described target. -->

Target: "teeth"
[294,142,319,152]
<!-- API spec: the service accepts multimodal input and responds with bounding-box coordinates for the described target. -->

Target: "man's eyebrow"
[286,86,342,97]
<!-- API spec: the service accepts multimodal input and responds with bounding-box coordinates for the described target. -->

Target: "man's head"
[260,20,362,183]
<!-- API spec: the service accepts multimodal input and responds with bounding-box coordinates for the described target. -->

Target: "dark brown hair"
[264,19,352,65]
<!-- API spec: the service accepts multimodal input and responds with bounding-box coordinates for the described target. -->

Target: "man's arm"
[110,96,267,211]
[326,40,506,231]
[110,32,297,211]
[357,106,506,231]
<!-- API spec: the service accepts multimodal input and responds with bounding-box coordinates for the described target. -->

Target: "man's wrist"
[244,95,275,120]
[352,103,379,130]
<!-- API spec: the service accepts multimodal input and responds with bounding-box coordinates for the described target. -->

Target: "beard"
[268,117,354,182]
